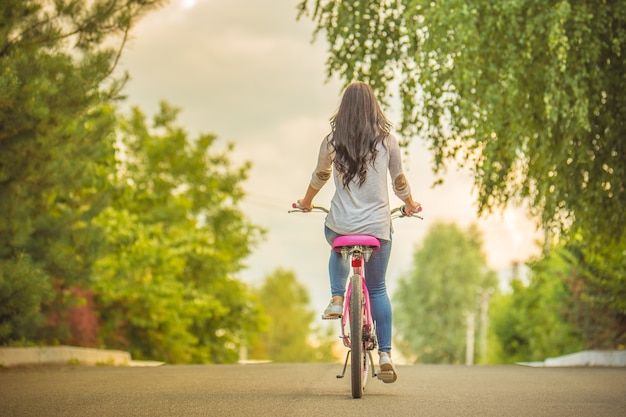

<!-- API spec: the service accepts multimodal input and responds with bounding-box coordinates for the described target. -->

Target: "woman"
[297,81,420,383]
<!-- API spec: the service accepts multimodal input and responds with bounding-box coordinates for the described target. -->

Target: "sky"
[118,0,543,312]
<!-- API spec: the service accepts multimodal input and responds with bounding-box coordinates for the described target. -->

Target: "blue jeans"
[324,226,393,354]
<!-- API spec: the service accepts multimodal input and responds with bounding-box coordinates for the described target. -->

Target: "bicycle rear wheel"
[349,274,366,398]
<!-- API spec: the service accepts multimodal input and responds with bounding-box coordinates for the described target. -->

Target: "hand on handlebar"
[295,199,313,212]
[391,204,423,219]
[402,201,422,216]
[290,202,330,213]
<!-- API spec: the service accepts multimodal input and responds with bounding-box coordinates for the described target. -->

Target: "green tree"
[554,234,625,349]
[394,222,496,364]
[298,0,625,251]
[0,0,164,344]
[490,248,585,363]
[93,103,265,363]
[250,268,336,363]
[298,0,626,350]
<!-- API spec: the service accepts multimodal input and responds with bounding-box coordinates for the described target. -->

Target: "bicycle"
[289,203,423,398]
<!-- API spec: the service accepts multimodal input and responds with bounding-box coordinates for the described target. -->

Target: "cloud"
[121,0,335,139]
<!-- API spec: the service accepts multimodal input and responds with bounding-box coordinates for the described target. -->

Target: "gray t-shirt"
[309,133,411,241]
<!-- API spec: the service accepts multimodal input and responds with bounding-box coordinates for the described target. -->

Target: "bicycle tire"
[349,273,364,398]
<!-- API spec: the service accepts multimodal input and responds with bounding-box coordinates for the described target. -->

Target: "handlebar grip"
[400,205,423,216]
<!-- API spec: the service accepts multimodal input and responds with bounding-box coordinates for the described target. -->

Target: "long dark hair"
[329,82,391,189]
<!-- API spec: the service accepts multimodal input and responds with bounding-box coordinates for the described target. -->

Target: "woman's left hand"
[297,199,313,212]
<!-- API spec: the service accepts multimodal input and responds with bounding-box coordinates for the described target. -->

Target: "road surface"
[1,363,625,416]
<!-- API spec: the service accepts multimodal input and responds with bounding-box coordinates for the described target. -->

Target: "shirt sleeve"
[309,135,334,190]
[388,134,411,200]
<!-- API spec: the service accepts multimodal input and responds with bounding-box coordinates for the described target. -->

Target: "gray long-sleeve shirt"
[310,133,411,241]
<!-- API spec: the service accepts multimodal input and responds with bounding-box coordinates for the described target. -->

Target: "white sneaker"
[378,355,398,383]
[322,301,342,319]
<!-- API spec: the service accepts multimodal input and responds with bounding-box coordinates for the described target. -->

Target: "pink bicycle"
[289,204,422,398]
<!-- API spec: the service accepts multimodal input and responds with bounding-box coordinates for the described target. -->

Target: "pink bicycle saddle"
[332,235,380,252]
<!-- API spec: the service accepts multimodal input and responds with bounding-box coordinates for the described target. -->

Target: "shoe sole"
[377,363,398,383]
[321,314,342,320]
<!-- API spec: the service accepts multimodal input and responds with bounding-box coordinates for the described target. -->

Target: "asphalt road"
[1,363,625,416]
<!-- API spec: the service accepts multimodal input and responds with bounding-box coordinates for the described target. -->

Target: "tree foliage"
[93,103,265,363]
[249,268,336,363]
[298,0,625,245]
[0,0,164,343]
[394,222,496,364]
[490,234,625,364]
[489,254,585,363]
[1,1,266,364]
[556,234,625,348]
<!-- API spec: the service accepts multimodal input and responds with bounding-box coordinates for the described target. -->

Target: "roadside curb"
[0,346,164,368]
[517,350,626,367]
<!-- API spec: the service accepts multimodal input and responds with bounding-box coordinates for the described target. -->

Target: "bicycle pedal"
[377,370,395,381]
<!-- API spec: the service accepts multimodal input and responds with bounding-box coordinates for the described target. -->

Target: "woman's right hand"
[403,198,421,216]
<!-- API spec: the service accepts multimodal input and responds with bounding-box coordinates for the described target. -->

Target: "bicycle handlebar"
[288,203,329,213]
[289,203,423,220]
[390,205,424,220]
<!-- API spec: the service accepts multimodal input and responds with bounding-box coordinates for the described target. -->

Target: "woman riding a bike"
[297,81,421,383]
